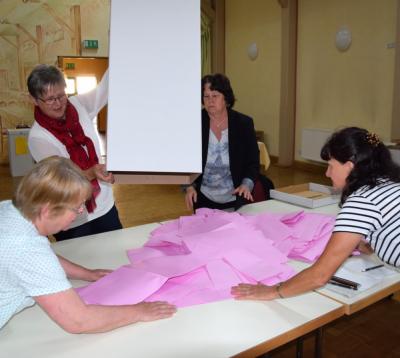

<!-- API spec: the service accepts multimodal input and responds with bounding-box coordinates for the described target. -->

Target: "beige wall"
[226,0,397,161]
[80,0,110,57]
[296,0,396,160]
[225,0,281,155]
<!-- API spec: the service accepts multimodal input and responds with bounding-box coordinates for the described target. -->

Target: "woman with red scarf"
[27,64,122,241]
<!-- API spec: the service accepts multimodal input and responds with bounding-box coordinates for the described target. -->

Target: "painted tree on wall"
[0,0,110,128]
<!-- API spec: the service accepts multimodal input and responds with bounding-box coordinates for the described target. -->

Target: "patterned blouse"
[200,129,236,203]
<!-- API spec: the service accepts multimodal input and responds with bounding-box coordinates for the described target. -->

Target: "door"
[58,56,108,132]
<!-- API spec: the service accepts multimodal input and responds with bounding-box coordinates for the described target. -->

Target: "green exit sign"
[83,39,99,49]
[65,63,75,70]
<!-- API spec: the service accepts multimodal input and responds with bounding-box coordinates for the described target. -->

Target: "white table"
[1,221,344,358]
[290,258,400,315]
[55,222,160,272]
[239,200,400,315]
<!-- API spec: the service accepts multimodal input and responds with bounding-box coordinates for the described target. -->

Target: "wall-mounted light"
[247,42,258,61]
[335,26,352,52]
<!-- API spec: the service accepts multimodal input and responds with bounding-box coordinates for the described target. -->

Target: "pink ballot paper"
[77,208,335,307]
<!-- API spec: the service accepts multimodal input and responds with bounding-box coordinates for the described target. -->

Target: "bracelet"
[276,282,285,299]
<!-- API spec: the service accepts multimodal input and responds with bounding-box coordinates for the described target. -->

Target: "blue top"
[194,109,259,203]
[0,201,71,329]
[201,129,254,204]
[201,129,236,203]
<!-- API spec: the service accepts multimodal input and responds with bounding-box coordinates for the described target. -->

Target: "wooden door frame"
[58,56,109,132]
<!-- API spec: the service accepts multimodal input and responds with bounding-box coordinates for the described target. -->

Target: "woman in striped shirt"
[232,127,400,300]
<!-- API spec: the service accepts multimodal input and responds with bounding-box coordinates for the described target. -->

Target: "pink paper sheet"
[77,265,167,305]
[77,208,335,307]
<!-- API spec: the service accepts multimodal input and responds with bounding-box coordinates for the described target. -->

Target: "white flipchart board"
[107,0,201,174]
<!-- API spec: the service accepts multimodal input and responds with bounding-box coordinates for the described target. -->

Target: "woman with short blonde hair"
[13,156,92,221]
[1,157,176,332]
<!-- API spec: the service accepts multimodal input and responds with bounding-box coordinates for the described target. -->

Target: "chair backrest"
[257,141,270,172]
[252,174,275,202]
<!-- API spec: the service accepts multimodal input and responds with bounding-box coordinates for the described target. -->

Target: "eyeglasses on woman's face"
[38,93,67,106]
[67,203,85,215]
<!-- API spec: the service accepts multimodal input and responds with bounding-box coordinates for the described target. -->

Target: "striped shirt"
[333,179,400,267]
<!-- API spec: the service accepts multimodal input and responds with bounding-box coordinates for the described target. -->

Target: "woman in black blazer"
[185,74,260,211]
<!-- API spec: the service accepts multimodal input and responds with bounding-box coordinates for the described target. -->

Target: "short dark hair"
[321,126,400,204]
[27,64,66,99]
[201,73,236,108]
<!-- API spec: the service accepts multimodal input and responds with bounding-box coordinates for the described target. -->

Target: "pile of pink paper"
[77,209,335,307]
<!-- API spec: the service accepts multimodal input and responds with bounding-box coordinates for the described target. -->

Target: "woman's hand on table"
[78,269,113,282]
[84,268,113,282]
[134,301,177,322]
[58,255,112,282]
[185,186,197,210]
[233,184,253,201]
[231,283,278,300]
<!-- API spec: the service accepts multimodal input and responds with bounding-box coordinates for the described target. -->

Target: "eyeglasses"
[67,203,85,215]
[38,93,67,106]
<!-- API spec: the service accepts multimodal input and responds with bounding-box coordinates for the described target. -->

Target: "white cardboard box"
[270,183,340,208]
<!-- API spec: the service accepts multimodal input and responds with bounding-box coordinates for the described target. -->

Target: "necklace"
[212,117,227,128]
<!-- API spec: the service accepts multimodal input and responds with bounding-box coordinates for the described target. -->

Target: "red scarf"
[34,100,100,212]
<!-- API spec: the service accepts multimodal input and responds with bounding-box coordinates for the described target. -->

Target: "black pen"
[328,280,358,290]
[330,275,360,289]
[362,264,384,272]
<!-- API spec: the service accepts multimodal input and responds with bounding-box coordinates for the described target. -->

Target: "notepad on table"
[324,256,398,298]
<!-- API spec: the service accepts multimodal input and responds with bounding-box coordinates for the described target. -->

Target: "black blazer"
[195,108,260,189]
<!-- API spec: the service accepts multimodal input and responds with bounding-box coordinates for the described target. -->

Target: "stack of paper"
[77,209,336,307]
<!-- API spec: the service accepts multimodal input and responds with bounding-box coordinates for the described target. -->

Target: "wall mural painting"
[0,0,110,130]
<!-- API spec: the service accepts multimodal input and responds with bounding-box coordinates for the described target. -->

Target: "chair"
[252,141,274,202]
[257,141,271,173]
[252,174,274,202]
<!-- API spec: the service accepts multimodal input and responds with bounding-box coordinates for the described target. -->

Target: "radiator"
[301,128,400,166]
[300,128,333,162]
